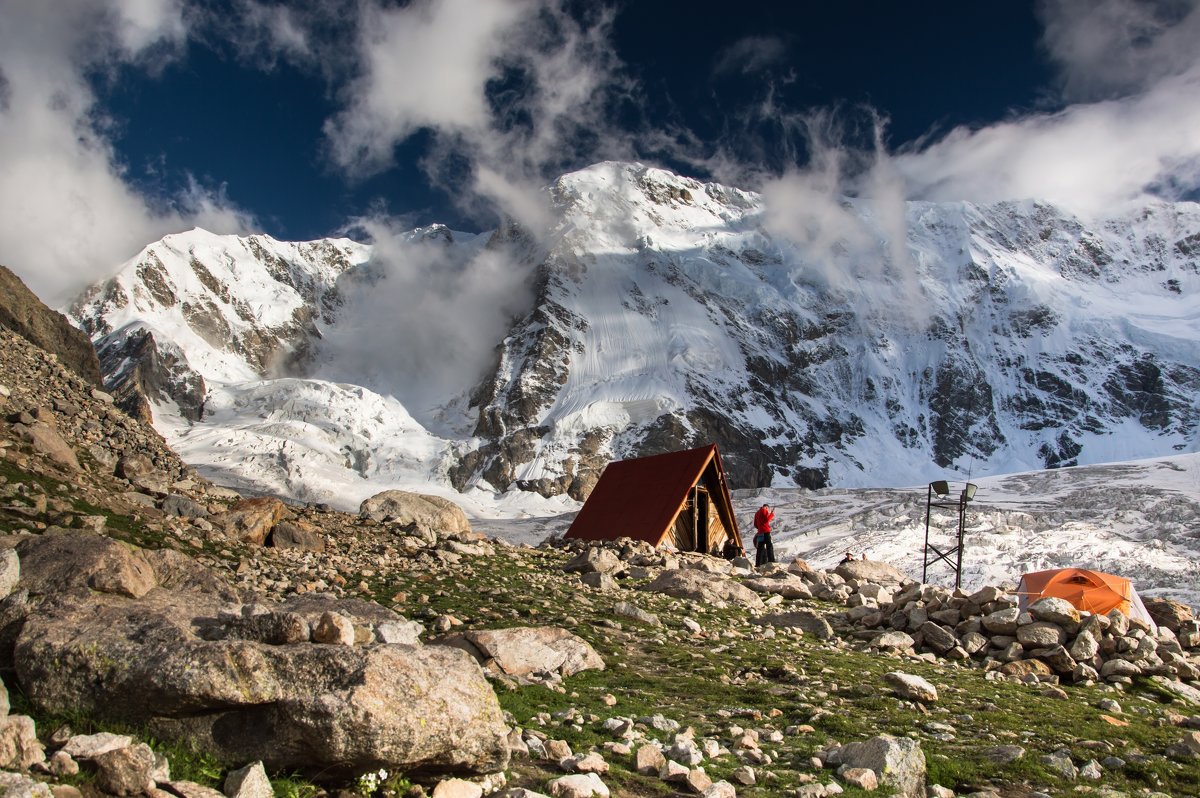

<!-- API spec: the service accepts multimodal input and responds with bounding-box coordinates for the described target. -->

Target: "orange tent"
[1016,568,1155,625]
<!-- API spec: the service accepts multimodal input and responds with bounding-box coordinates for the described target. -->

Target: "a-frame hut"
[565,444,743,555]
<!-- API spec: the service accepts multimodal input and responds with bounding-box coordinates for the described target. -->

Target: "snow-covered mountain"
[67,162,1200,516]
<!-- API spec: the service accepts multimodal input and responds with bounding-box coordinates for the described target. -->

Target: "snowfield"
[475,452,1200,607]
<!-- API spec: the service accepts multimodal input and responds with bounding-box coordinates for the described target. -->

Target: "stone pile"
[839,580,1200,685]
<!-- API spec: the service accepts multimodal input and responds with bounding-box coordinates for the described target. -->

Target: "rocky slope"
[0,265,102,388]
[0,305,1199,797]
[65,163,1200,512]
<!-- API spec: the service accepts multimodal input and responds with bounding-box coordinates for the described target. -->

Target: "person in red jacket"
[753,503,775,567]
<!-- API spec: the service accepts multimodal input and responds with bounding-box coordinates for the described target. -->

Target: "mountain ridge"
[65,162,1200,511]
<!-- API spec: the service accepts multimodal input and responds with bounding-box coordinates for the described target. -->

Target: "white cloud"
[0,0,252,307]
[325,0,532,175]
[1037,0,1200,101]
[325,0,630,232]
[713,35,788,77]
[896,0,1200,215]
[896,67,1200,215]
[314,218,538,417]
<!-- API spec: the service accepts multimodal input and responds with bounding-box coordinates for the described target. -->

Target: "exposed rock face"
[0,265,102,386]
[95,327,207,423]
[63,166,1200,504]
[68,230,368,424]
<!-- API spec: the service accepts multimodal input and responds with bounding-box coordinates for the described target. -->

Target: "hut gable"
[565,444,742,555]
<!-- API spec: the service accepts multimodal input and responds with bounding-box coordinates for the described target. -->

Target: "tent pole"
[922,483,932,583]
[955,497,965,590]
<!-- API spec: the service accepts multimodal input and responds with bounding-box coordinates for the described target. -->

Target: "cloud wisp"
[0,0,253,307]
[324,0,632,234]
[313,221,538,421]
[897,0,1200,215]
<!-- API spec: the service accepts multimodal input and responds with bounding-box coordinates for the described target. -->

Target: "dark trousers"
[755,534,774,566]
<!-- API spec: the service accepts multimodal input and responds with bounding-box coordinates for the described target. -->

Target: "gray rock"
[564,548,623,575]
[94,743,157,796]
[1028,597,1081,628]
[961,631,989,655]
[548,773,609,798]
[0,715,45,770]
[376,620,424,645]
[219,611,311,646]
[833,560,911,587]
[1040,749,1078,779]
[919,622,958,653]
[641,569,764,608]
[742,575,813,599]
[837,734,926,798]
[1069,629,1100,660]
[580,572,617,590]
[61,732,134,760]
[884,672,938,703]
[983,745,1025,764]
[754,609,835,639]
[701,782,737,798]
[16,532,157,599]
[612,602,659,626]
[1016,622,1065,648]
[359,491,474,537]
[0,771,52,798]
[312,611,356,645]
[12,422,80,472]
[981,607,1020,635]
[1100,658,1142,679]
[871,631,916,650]
[161,495,210,519]
[0,549,20,600]
[269,522,326,553]
[440,626,604,679]
[224,761,272,798]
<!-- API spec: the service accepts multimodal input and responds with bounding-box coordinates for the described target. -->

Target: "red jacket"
[753,506,774,534]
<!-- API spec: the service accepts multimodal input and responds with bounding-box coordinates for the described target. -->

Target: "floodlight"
[930,480,950,497]
[961,482,978,502]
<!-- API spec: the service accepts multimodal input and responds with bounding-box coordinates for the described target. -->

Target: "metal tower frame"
[922,480,977,589]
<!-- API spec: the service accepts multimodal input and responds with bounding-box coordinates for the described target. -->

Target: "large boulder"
[9,534,508,779]
[1144,597,1195,633]
[359,491,474,538]
[751,610,834,640]
[640,570,764,609]
[833,560,911,588]
[11,421,81,472]
[563,548,623,575]
[211,498,289,546]
[742,574,813,600]
[15,533,156,599]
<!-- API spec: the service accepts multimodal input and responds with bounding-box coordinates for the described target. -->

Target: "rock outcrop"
[0,265,102,386]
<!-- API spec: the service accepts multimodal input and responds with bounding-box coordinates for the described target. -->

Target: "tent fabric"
[1016,567,1155,626]
[565,444,742,552]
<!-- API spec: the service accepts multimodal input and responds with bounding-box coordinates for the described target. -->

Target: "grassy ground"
[371,548,1200,797]
[2,456,1199,797]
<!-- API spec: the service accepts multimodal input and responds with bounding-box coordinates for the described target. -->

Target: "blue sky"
[1,0,1199,304]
